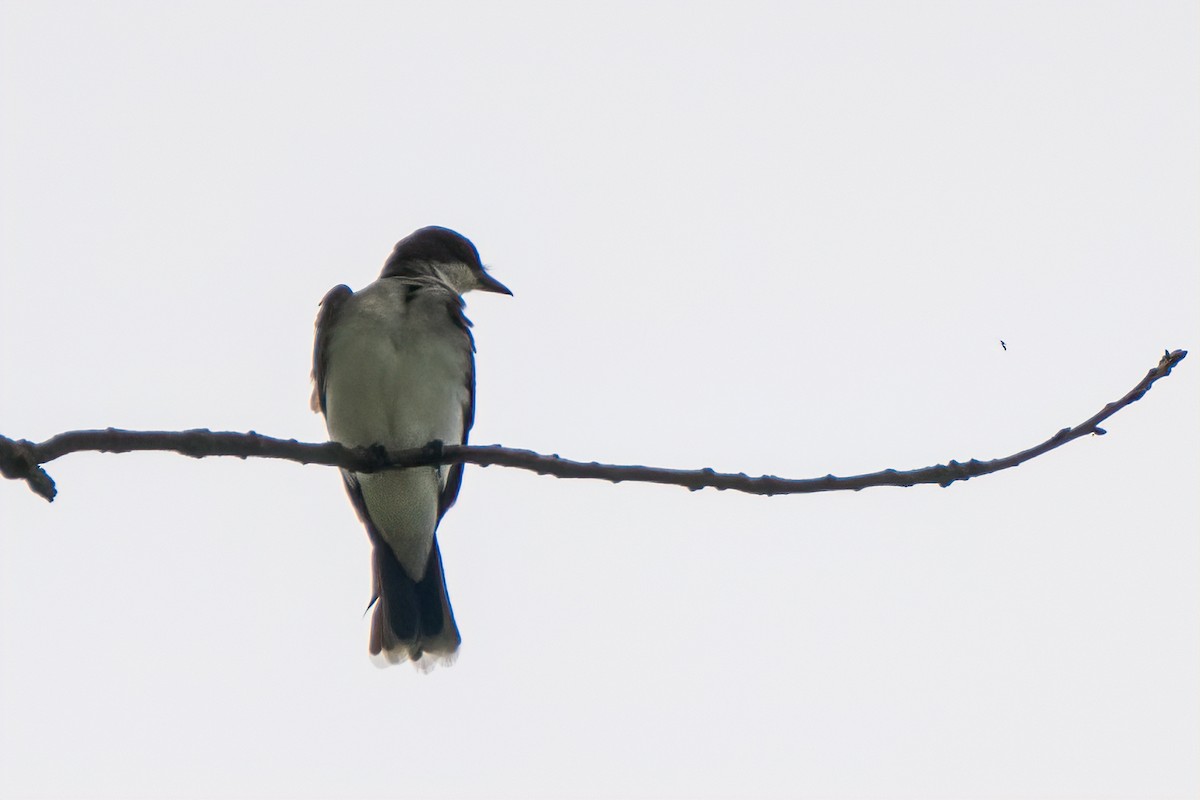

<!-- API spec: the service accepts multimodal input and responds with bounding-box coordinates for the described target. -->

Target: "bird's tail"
[369,535,461,671]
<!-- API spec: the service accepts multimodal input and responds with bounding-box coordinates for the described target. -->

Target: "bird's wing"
[310,284,353,414]
[437,299,477,520]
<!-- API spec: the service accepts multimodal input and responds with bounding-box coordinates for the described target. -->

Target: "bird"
[310,226,511,670]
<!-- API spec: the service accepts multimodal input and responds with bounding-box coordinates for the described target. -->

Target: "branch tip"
[0,435,58,502]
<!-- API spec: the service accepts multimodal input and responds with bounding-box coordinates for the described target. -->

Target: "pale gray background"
[1,2,1197,798]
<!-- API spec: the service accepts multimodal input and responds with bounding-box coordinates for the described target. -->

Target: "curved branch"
[0,349,1187,503]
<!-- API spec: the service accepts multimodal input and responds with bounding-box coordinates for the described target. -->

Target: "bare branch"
[0,349,1187,503]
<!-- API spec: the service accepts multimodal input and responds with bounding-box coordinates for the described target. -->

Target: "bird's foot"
[422,439,445,480]
[366,443,390,470]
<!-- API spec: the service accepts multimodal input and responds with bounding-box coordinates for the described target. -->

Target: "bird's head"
[380,226,512,296]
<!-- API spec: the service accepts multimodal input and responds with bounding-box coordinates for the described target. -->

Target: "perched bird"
[311,226,511,670]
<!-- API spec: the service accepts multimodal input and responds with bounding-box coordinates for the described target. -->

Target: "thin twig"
[0,349,1187,503]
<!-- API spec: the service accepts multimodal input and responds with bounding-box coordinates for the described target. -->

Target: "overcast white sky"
[1,2,1197,798]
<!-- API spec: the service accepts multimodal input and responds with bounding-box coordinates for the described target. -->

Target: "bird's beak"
[478,271,513,296]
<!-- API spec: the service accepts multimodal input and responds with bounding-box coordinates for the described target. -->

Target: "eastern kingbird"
[311,226,511,670]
